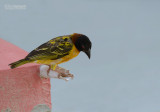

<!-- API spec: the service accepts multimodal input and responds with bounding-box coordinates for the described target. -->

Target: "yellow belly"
[35,45,80,65]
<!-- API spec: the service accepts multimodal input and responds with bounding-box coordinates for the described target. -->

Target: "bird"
[9,33,92,70]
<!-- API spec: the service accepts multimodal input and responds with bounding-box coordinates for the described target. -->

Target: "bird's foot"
[57,71,74,81]
[39,65,74,81]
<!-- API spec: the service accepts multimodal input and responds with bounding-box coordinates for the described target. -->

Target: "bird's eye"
[82,45,85,49]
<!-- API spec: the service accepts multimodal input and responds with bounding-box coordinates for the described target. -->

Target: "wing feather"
[25,36,73,61]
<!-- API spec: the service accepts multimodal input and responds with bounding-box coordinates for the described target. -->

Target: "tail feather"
[9,59,29,69]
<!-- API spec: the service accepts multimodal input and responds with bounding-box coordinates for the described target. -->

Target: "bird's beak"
[84,48,91,59]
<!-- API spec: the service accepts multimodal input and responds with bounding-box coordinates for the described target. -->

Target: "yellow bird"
[9,33,92,70]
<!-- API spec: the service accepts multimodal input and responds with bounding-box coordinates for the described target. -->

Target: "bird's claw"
[57,73,74,81]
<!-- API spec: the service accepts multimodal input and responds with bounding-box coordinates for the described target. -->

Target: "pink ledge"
[0,38,51,112]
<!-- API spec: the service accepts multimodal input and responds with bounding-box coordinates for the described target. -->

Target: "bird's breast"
[58,45,80,64]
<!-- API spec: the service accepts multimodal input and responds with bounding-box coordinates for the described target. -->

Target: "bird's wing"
[25,36,73,61]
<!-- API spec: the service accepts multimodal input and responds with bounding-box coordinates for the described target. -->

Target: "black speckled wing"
[25,35,73,61]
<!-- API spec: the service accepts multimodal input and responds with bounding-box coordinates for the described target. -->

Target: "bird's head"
[72,33,92,59]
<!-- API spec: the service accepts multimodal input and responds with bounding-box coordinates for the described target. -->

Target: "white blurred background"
[1,0,160,112]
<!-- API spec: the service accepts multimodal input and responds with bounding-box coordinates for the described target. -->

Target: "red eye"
[82,45,85,49]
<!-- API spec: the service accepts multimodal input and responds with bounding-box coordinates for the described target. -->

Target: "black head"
[73,33,92,59]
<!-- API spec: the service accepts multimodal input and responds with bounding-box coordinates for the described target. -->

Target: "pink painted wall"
[0,38,51,111]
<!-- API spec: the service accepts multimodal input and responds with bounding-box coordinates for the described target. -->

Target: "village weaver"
[9,33,92,70]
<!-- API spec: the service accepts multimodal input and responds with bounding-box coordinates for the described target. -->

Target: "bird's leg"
[51,64,57,71]
[47,65,51,75]
[39,65,58,78]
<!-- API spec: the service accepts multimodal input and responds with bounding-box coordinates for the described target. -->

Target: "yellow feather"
[35,44,79,65]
